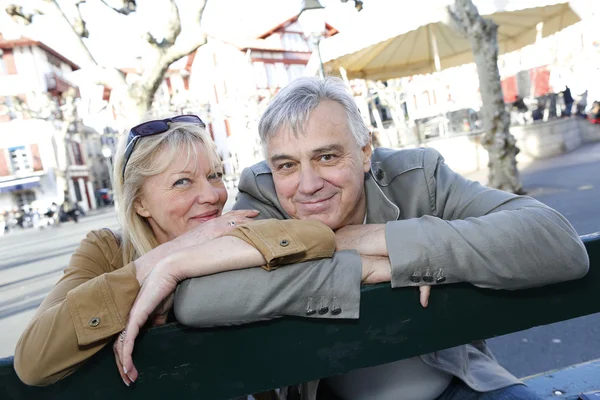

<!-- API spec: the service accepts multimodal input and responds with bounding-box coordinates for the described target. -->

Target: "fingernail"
[123,367,127,374]
[123,378,130,387]
[127,373,135,383]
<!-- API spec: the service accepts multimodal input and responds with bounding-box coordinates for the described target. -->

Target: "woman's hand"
[171,209,260,248]
[119,260,182,384]
[134,210,260,285]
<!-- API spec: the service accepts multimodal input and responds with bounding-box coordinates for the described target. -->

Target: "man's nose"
[196,181,220,204]
[298,165,324,195]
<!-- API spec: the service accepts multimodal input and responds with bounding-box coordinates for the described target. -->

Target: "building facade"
[0,35,97,214]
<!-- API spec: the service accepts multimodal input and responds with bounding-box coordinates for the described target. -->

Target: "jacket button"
[410,270,422,283]
[423,270,434,283]
[318,296,328,315]
[331,297,341,315]
[280,239,289,247]
[375,168,384,180]
[435,268,446,283]
[89,317,100,327]
[306,297,316,315]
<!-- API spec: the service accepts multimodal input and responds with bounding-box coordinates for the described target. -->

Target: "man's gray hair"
[258,76,370,152]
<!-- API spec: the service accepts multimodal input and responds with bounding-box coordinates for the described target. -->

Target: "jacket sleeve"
[173,176,363,327]
[225,219,336,271]
[387,148,589,290]
[13,230,140,386]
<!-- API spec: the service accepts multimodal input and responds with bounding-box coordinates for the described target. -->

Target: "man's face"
[267,100,372,230]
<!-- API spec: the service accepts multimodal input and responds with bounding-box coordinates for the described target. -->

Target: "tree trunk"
[453,0,523,193]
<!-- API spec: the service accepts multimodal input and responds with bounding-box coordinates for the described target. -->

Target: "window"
[15,190,36,209]
[9,146,31,173]
[70,142,84,165]
[287,64,305,82]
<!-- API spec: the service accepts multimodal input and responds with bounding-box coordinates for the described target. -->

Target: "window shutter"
[30,144,43,171]
[0,149,9,176]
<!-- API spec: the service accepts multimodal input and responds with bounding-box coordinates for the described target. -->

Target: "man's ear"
[361,136,373,173]
[134,197,151,218]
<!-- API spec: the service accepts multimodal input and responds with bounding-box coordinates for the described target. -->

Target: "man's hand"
[360,255,391,284]
[335,224,387,256]
[360,255,431,308]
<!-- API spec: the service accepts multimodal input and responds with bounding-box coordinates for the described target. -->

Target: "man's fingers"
[419,285,431,308]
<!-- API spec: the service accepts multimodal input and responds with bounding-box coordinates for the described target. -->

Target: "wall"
[418,119,600,178]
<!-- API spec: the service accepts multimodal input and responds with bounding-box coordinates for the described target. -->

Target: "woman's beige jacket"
[14,219,335,386]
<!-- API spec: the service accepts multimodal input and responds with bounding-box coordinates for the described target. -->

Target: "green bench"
[1,232,599,400]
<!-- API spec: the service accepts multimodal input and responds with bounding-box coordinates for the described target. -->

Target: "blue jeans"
[435,378,543,400]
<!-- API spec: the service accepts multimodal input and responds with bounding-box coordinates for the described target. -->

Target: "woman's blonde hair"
[112,119,222,266]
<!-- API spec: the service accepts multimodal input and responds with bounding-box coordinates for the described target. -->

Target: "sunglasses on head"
[121,115,205,180]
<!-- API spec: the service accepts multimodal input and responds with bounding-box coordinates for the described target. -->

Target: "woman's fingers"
[419,285,431,308]
[113,338,131,386]
[119,265,178,381]
[120,319,141,383]
[225,209,260,216]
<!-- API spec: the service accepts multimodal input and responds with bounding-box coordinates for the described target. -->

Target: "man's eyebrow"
[310,144,345,156]
[270,154,297,163]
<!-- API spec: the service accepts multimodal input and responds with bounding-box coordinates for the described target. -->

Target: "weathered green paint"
[1,233,599,400]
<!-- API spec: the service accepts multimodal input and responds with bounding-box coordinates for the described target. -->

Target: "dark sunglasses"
[121,115,205,180]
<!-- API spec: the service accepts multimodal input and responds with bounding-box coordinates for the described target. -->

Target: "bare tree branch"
[446,5,468,37]
[160,0,181,46]
[74,1,90,38]
[5,4,42,25]
[98,0,136,15]
[165,0,207,63]
[131,0,208,112]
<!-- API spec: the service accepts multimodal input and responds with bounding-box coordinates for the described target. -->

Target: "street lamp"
[298,0,326,78]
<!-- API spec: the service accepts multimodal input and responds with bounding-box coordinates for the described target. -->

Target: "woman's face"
[134,142,227,244]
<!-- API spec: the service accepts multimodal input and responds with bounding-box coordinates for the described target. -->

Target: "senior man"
[175,77,589,400]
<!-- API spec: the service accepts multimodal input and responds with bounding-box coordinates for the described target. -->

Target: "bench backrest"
[1,233,599,399]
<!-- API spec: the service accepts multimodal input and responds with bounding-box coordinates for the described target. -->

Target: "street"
[1,143,599,378]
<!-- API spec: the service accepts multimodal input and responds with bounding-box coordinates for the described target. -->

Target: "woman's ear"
[134,197,151,218]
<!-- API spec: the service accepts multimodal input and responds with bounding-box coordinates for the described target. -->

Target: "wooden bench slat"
[1,233,599,399]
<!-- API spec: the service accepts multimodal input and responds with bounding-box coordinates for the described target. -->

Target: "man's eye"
[208,172,223,181]
[174,178,191,186]
[278,162,295,170]
[320,154,336,162]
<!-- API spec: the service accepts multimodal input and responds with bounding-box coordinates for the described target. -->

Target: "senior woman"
[14,115,336,387]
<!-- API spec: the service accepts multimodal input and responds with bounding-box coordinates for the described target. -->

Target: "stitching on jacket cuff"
[66,275,125,346]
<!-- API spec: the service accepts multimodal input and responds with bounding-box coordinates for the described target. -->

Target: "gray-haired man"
[175,77,589,400]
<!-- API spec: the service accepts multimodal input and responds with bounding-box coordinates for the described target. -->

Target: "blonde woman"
[14,115,336,387]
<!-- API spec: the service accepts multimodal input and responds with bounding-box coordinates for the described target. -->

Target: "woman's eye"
[174,178,192,187]
[208,172,223,181]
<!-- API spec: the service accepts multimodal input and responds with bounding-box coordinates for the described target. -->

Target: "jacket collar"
[364,171,400,224]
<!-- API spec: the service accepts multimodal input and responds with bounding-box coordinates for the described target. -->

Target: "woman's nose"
[196,182,220,204]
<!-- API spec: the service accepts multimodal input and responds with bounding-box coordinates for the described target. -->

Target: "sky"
[1,0,597,70]
[0,0,363,68]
